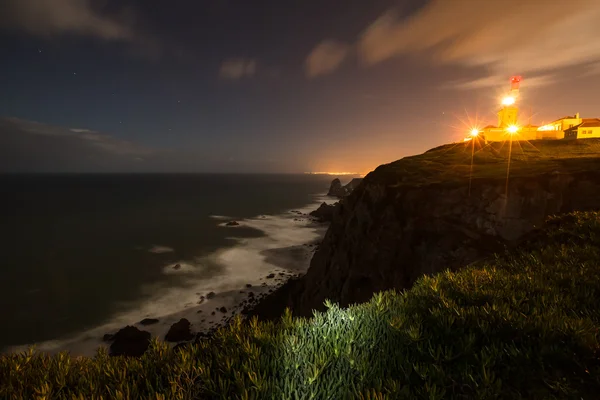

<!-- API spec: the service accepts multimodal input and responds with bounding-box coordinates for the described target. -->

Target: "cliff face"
[252,139,600,319]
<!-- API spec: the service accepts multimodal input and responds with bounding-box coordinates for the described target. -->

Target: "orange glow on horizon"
[305,171,361,176]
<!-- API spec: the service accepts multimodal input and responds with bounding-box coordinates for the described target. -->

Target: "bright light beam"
[507,125,519,134]
[468,135,476,197]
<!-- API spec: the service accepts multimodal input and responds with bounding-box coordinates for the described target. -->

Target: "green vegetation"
[374,138,600,186]
[2,211,600,399]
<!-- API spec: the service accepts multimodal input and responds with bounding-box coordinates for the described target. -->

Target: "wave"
[208,215,232,220]
[148,245,175,254]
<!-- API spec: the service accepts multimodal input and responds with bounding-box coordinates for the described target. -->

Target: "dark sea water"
[0,173,341,352]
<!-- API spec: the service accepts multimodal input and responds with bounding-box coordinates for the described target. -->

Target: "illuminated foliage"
[2,211,600,399]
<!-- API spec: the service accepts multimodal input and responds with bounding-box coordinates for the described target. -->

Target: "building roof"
[580,120,600,128]
[545,115,581,124]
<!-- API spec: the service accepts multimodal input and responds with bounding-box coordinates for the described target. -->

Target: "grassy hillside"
[2,211,600,399]
[371,138,600,186]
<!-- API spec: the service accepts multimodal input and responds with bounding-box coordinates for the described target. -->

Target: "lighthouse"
[497,76,521,128]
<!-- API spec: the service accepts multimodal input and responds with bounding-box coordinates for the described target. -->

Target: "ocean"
[0,173,345,356]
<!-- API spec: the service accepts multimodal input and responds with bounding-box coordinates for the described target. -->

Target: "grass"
[370,138,600,187]
[2,211,600,399]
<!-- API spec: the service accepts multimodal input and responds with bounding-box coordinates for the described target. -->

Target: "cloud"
[219,58,257,80]
[0,0,134,40]
[0,118,297,173]
[2,117,153,157]
[445,74,557,90]
[305,40,351,78]
[357,0,600,87]
[581,62,600,78]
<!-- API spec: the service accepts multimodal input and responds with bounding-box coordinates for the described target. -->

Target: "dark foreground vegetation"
[2,211,600,399]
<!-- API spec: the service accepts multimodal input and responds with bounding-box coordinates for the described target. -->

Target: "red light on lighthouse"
[510,76,522,91]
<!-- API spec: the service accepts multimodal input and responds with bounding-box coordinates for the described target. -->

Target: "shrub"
[2,211,600,399]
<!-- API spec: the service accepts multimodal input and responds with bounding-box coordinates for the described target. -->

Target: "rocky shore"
[101,188,353,357]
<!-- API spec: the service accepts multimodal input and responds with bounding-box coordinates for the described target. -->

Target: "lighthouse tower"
[497,76,521,128]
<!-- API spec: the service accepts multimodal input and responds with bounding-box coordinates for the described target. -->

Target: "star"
[73,72,77,76]
[38,49,42,54]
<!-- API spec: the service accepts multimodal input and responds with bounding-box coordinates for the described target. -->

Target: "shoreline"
[5,194,336,357]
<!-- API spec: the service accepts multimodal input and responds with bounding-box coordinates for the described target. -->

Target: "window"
[569,124,574,128]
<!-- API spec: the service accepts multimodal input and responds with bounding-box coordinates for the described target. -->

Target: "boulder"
[165,318,194,342]
[226,221,239,226]
[109,326,151,357]
[173,264,181,270]
[139,318,159,326]
[206,292,216,299]
[309,202,337,222]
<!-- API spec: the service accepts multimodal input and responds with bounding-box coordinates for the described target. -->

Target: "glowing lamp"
[507,125,519,134]
[502,96,515,106]
[470,128,480,137]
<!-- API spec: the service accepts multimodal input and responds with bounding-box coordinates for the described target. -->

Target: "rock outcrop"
[309,202,337,222]
[165,318,194,342]
[251,140,600,320]
[327,178,363,198]
[327,179,345,197]
[108,326,151,357]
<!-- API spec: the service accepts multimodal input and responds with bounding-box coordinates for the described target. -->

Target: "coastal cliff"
[252,139,600,318]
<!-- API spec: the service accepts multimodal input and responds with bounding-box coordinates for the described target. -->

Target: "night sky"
[1,0,600,174]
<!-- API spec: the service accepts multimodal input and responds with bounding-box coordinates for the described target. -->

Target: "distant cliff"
[252,139,600,319]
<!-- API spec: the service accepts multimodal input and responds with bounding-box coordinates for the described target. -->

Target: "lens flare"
[470,128,480,137]
[507,125,519,134]
[502,96,515,106]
